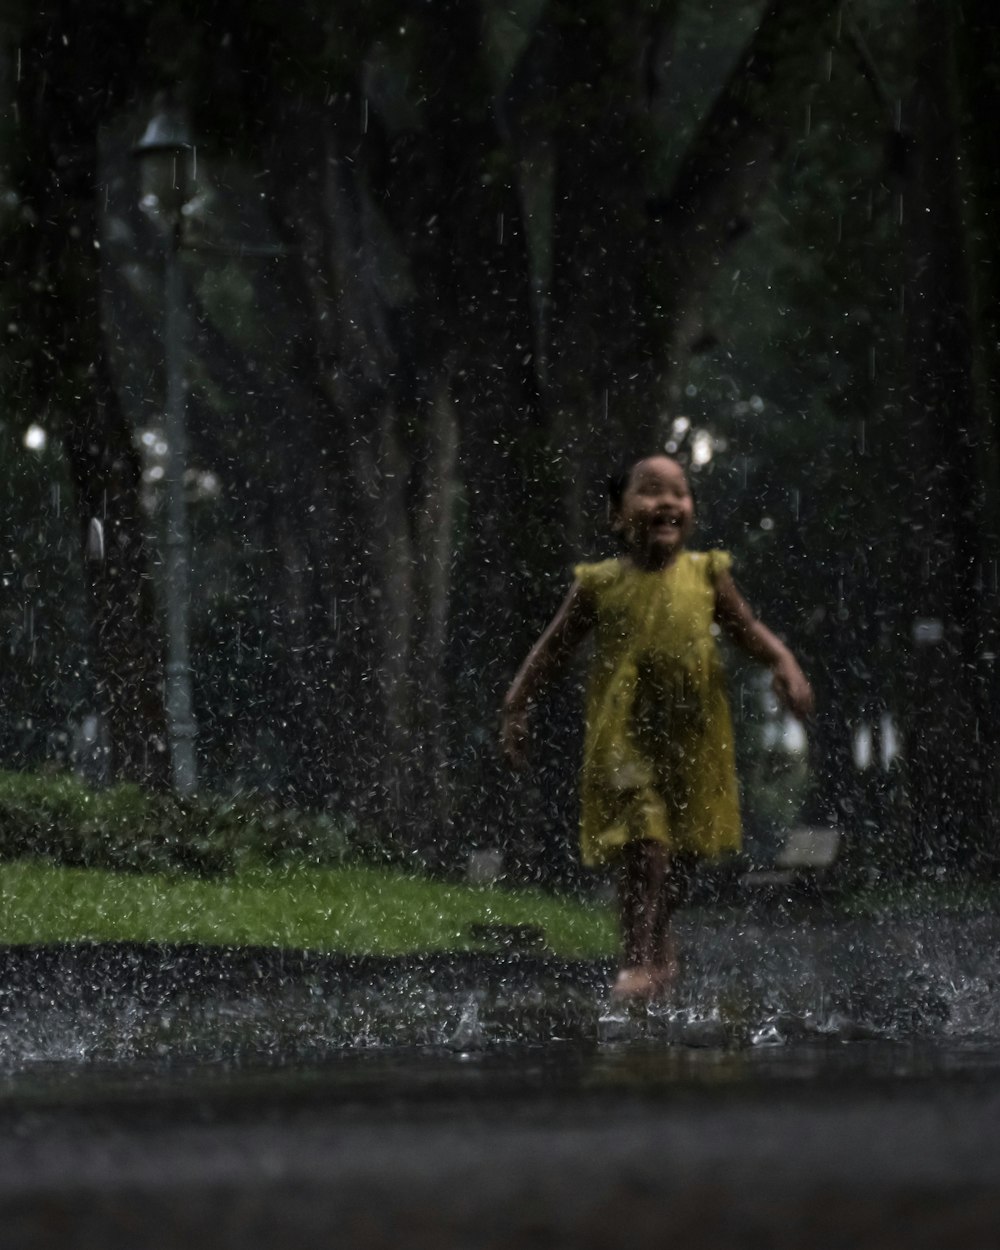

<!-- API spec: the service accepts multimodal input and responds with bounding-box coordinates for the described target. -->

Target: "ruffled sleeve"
[573,559,620,608]
[705,549,733,585]
[575,560,620,612]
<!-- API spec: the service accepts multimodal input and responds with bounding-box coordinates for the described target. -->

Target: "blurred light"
[853,723,873,770]
[760,516,774,531]
[880,712,900,768]
[671,415,691,439]
[691,429,713,466]
[23,423,46,452]
[913,617,943,645]
[782,716,807,754]
[181,191,209,220]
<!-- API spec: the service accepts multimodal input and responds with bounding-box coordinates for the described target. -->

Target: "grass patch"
[0,861,618,957]
[837,874,1000,918]
[0,768,619,957]
[0,769,349,877]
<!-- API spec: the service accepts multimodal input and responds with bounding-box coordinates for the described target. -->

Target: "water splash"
[0,911,997,1070]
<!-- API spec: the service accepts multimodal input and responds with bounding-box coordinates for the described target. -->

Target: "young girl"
[501,454,813,1002]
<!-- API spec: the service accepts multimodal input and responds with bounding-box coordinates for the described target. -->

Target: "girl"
[501,454,813,1001]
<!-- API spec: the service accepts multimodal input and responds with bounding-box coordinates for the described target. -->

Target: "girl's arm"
[714,572,814,719]
[501,580,596,768]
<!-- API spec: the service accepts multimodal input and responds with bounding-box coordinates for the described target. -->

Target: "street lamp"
[133,102,198,796]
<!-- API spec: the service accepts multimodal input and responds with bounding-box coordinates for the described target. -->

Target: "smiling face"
[612,456,694,566]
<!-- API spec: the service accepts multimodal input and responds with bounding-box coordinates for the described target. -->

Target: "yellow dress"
[574,550,741,868]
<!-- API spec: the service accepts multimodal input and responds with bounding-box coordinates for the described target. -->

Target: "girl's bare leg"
[648,893,680,1000]
[648,853,693,998]
[611,841,671,1000]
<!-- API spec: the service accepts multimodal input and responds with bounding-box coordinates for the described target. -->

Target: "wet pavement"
[1,1042,999,1248]
[1,908,997,1059]
[0,922,998,1248]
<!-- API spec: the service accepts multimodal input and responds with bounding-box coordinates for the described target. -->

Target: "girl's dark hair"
[607,453,691,512]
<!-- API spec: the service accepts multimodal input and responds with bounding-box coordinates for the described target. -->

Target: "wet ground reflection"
[2,1021,999,1249]
[4,1036,1000,1119]
[2,1038,1000,1250]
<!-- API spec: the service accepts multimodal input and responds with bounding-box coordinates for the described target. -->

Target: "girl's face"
[613,456,694,565]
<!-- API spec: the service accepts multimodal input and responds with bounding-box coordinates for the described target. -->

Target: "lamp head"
[133,102,194,220]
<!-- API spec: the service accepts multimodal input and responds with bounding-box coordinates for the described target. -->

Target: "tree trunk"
[897,0,986,868]
[411,379,459,857]
[950,0,1000,870]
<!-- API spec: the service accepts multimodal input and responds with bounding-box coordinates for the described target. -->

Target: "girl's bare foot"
[610,965,657,1002]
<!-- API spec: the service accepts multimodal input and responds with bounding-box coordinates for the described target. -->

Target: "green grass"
[0,861,618,957]
[0,769,351,876]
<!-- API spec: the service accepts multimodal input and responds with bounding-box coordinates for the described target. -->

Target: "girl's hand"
[500,705,530,770]
[772,657,814,720]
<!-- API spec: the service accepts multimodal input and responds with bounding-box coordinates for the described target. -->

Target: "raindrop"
[86,518,105,561]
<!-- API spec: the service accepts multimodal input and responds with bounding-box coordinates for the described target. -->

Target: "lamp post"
[133,104,198,796]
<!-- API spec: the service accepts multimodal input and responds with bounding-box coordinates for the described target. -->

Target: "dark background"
[1,0,997,886]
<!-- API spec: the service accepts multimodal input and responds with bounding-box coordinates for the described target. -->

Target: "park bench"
[739,825,842,896]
